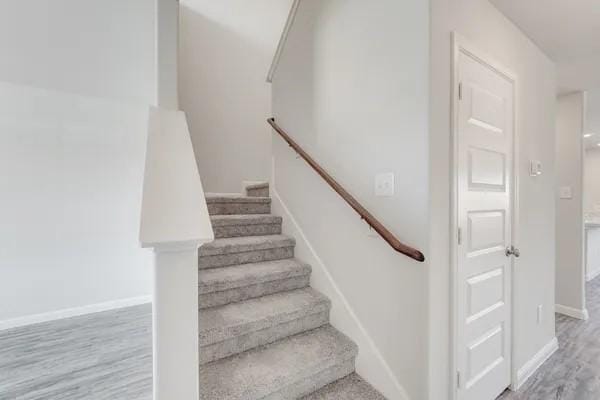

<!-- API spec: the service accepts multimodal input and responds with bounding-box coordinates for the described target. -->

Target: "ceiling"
[490,0,600,93]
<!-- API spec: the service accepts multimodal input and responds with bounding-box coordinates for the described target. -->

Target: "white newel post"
[152,242,201,400]
[141,108,214,400]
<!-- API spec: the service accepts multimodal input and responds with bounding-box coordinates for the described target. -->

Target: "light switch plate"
[530,160,543,176]
[559,186,572,199]
[375,173,395,197]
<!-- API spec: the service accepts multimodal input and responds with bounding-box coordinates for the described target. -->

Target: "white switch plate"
[375,173,395,197]
[530,160,542,176]
[537,305,543,324]
[559,186,572,199]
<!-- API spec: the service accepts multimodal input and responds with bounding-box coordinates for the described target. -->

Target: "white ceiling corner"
[490,0,600,93]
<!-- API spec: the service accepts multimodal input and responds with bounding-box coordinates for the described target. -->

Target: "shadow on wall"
[179,2,288,193]
[271,0,317,156]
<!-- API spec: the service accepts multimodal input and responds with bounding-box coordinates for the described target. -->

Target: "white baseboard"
[270,185,410,400]
[555,304,589,320]
[587,267,600,282]
[511,337,558,390]
[0,296,152,331]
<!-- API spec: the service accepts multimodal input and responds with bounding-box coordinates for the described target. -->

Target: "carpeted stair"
[198,187,386,399]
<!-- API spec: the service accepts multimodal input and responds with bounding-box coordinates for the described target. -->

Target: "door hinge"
[458,82,463,100]
[457,371,461,388]
[457,227,462,245]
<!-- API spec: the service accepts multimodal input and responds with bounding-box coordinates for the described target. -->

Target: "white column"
[152,242,200,400]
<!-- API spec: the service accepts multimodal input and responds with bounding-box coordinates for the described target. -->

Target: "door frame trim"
[449,32,520,400]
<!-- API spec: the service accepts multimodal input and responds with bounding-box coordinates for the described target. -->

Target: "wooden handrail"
[268,118,425,262]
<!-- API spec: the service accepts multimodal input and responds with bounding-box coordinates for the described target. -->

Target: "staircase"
[198,184,386,399]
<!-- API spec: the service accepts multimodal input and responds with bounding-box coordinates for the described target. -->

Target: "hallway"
[499,277,600,399]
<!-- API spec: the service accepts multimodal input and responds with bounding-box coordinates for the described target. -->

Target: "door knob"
[505,246,520,258]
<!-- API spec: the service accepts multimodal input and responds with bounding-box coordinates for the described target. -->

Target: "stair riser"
[208,203,270,215]
[213,223,282,239]
[247,187,269,197]
[199,247,294,269]
[200,275,310,309]
[300,374,387,400]
[265,359,355,400]
[200,311,329,365]
[199,326,358,400]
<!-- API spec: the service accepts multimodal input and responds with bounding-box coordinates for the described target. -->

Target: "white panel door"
[456,50,514,400]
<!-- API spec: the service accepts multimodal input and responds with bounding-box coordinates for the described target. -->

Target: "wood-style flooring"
[0,305,152,400]
[499,277,600,400]
[2,278,600,400]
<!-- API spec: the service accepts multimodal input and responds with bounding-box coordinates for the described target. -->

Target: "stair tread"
[199,235,295,257]
[199,325,358,400]
[199,259,310,294]
[245,182,269,190]
[210,214,282,226]
[206,194,271,203]
[200,288,330,347]
[300,373,387,400]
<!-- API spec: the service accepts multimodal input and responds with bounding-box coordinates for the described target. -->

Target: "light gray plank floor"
[0,304,152,400]
[4,278,600,400]
[498,277,600,400]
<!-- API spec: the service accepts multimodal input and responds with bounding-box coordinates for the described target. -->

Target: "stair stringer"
[270,186,411,400]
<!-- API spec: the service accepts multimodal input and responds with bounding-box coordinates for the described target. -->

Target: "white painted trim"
[0,296,151,331]
[555,304,589,320]
[266,0,301,83]
[270,166,409,400]
[510,337,558,391]
[574,92,589,323]
[450,32,519,400]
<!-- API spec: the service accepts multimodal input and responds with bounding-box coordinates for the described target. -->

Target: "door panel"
[457,50,514,400]
[469,85,505,133]
[467,210,505,253]
[466,268,504,318]
[466,324,504,387]
[468,148,506,190]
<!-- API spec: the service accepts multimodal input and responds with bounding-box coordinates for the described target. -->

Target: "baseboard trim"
[555,304,589,320]
[511,337,558,390]
[0,296,152,331]
[586,267,600,282]
[270,183,410,400]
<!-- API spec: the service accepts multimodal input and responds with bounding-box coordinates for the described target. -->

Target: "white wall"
[179,0,293,193]
[584,149,600,214]
[271,0,430,398]
[584,90,600,216]
[0,0,155,104]
[555,92,586,314]
[0,0,156,325]
[430,0,557,397]
[587,90,600,136]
